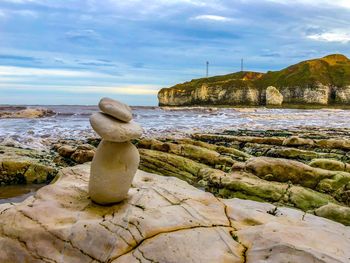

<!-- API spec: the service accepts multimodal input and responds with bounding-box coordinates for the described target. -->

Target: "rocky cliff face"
[158,84,262,106]
[336,85,350,104]
[158,54,350,106]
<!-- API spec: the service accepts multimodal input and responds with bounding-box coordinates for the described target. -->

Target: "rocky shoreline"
[2,164,349,262]
[1,128,350,262]
[1,128,350,226]
[0,107,55,119]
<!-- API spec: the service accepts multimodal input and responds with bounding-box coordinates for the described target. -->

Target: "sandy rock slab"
[0,164,349,263]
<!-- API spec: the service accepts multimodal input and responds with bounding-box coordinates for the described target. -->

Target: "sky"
[0,0,349,105]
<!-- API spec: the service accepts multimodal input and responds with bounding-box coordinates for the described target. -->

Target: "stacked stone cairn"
[89,97,143,205]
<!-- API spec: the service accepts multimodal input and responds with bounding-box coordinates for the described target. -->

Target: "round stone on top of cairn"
[98,97,133,122]
[89,97,143,205]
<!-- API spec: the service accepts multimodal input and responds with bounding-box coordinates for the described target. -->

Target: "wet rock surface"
[137,128,350,225]
[0,146,58,185]
[3,127,350,227]
[0,107,55,119]
[53,140,97,166]
[0,164,349,263]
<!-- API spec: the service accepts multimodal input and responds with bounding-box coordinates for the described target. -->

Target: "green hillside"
[164,54,350,92]
[166,71,264,93]
[258,54,350,88]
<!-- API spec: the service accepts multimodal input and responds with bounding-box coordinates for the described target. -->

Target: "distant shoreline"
[2,104,350,110]
[159,103,350,110]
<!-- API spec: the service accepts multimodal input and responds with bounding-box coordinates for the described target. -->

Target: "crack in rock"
[16,208,103,263]
[109,225,232,262]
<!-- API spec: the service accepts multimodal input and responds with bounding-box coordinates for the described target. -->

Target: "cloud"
[0,10,6,17]
[0,83,160,95]
[65,29,100,44]
[0,8,38,18]
[260,52,281,58]
[14,9,38,17]
[0,54,37,61]
[307,31,350,43]
[75,85,160,95]
[0,65,110,78]
[191,14,233,22]
[1,0,350,105]
[0,0,36,3]
[265,0,350,9]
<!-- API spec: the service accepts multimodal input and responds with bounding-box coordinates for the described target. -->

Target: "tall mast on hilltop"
[206,61,209,77]
[241,58,244,72]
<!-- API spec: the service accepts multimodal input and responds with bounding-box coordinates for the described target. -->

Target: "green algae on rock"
[0,146,58,185]
[137,129,350,225]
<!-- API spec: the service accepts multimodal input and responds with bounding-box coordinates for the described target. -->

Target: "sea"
[1,105,350,150]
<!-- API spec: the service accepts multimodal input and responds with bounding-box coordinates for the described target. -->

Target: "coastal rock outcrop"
[89,98,142,205]
[0,164,349,262]
[53,142,97,166]
[266,86,283,105]
[136,129,350,225]
[0,146,57,185]
[158,54,350,107]
[335,86,350,104]
[0,108,55,119]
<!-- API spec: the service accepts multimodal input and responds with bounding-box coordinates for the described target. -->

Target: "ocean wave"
[160,106,219,112]
[1,105,350,150]
[55,112,91,117]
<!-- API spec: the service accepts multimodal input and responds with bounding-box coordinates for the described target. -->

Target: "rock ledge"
[0,164,349,262]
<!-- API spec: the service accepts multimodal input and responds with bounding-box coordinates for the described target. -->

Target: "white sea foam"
[0,105,350,150]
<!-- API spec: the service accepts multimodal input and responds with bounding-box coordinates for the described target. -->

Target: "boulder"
[315,138,350,150]
[245,157,334,188]
[0,159,56,184]
[191,133,285,146]
[0,164,349,262]
[282,136,314,147]
[335,86,350,104]
[309,158,346,171]
[266,86,283,106]
[70,149,95,164]
[315,203,350,226]
[138,139,236,167]
[57,145,76,158]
